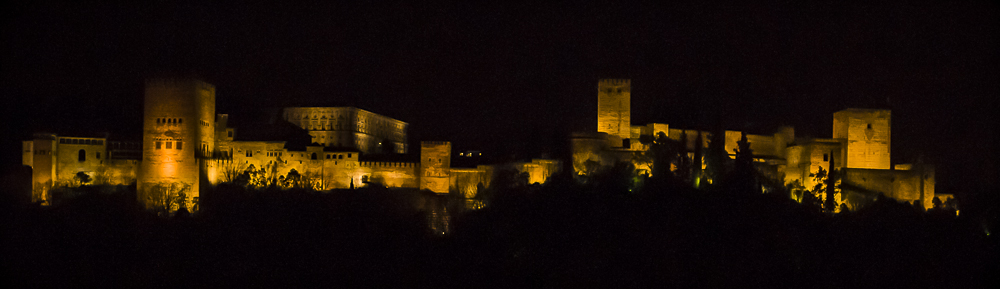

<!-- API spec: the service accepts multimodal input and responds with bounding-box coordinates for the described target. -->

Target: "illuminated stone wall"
[359,161,418,188]
[784,139,844,189]
[450,167,489,198]
[53,136,108,187]
[420,141,451,193]
[841,164,935,209]
[521,159,561,185]
[597,79,631,145]
[283,107,408,154]
[834,109,891,170]
[138,79,215,214]
[22,135,139,205]
[25,137,56,204]
[95,159,139,186]
[570,132,614,175]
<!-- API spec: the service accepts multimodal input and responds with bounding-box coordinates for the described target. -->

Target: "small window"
[339,154,343,159]
[823,154,829,162]
[178,118,182,124]
[176,141,182,150]
[347,153,351,158]
[246,151,252,157]
[166,142,172,149]
[867,123,872,129]
[155,141,162,149]
[311,153,317,160]
[96,152,101,159]
[326,154,330,159]
[78,149,86,162]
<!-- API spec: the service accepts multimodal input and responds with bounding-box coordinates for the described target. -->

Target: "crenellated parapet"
[360,161,416,168]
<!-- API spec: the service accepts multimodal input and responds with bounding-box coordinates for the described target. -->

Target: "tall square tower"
[597,79,631,145]
[138,78,216,215]
[833,109,891,169]
[419,141,451,194]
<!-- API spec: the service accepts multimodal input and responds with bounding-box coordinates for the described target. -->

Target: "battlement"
[145,78,216,92]
[421,141,451,146]
[598,79,631,87]
[360,161,416,168]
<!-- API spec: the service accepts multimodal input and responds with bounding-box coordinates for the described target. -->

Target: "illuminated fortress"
[574,79,947,211]
[21,78,559,213]
[21,78,946,213]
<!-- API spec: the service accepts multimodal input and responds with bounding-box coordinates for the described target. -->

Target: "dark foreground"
[1,180,996,288]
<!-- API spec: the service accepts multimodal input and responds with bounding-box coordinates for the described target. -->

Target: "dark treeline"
[1,173,997,288]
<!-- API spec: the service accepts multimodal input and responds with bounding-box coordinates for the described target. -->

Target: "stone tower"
[833,108,891,170]
[597,79,631,146]
[419,141,451,194]
[138,79,216,215]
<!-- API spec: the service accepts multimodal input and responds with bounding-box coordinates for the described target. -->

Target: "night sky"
[2,1,996,196]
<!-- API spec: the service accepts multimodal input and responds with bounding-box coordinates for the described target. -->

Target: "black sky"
[2,0,997,195]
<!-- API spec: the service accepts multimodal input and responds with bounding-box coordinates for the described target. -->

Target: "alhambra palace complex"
[21,78,947,213]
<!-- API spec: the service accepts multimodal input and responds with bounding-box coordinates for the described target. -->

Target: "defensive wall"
[840,164,935,209]
[420,141,452,194]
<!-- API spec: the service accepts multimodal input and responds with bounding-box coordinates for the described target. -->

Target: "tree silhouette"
[75,171,92,186]
[675,130,692,184]
[640,132,680,180]
[692,131,704,188]
[704,129,730,185]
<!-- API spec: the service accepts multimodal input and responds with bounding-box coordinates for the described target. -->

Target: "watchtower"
[833,109,891,170]
[597,79,631,146]
[138,78,216,215]
[419,141,451,194]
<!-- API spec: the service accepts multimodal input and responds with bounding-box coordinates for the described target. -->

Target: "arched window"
[311,153,317,160]
[78,149,86,162]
